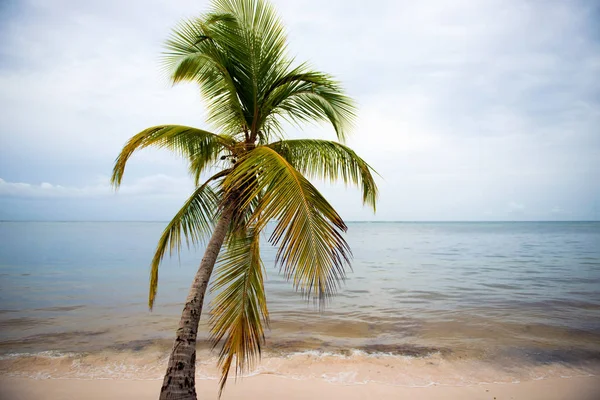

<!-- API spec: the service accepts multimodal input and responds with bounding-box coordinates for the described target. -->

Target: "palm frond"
[148,174,223,310]
[110,125,233,188]
[162,0,355,144]
[164,0,290,138]
[209,227,268,394]
[163,15,249,134]
[210,0,289,137]
[223,146,351,303]
[260,64,356,142]
[269,139,378,211]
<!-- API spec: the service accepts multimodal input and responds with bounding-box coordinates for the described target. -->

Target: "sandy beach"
[1,375,599,400]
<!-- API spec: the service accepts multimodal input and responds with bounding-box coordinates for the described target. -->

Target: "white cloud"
[551,206,563,214]
[508,201,525,213]
[0,175,193,199]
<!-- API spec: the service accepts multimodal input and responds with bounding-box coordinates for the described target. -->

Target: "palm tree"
[111,0,378,399]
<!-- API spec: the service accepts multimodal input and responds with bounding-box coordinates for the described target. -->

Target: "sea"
[0,221,599,386]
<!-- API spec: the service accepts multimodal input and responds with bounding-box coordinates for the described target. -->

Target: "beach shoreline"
[1,375,599,400]
[2,347,599,386]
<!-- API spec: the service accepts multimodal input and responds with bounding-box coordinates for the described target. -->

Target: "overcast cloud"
[0,0,598,221]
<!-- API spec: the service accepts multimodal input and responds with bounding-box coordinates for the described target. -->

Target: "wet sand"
[1,375,599,400]
[2,348,599,385]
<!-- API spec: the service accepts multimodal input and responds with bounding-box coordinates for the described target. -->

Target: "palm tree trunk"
[159,206,233,400]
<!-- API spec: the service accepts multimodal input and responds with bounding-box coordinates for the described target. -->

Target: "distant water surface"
[0,221,599,384]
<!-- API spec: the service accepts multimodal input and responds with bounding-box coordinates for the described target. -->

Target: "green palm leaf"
[147,171,228,310]
[269,139,378,211]
[110,125,233,187]
[163,16,250,135]
[210,0,288,127]
[209,227,268,394]
[261,64,356,142]
[224,146,351,302]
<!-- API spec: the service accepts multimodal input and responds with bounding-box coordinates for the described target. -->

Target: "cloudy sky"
[0,0,598,221]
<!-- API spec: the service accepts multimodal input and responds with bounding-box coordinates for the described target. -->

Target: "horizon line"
[1,219,599,223]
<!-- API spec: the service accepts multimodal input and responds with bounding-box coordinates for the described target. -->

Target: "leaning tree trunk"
[159,206,234,400]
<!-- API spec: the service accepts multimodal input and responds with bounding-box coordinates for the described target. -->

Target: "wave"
[1,348,598,387]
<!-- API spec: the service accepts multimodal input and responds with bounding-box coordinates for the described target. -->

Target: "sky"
[0,0,599,221]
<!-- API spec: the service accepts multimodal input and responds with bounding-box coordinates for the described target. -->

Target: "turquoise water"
[0,221,599,382]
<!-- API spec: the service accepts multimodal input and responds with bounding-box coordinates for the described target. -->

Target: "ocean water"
[0,221,599,385]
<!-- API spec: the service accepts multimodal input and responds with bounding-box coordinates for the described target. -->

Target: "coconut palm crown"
[111,0,378,399]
